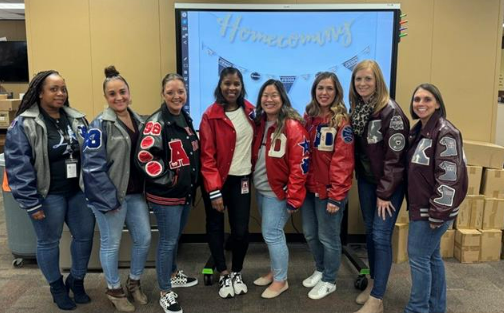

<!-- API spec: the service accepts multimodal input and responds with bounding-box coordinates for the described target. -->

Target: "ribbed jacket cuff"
[209,189,222,200]
[26,204,43,216]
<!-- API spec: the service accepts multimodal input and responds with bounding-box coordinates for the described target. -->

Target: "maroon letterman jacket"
[406,110,468,226]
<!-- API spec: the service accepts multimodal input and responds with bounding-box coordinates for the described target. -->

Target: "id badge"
[65,158,78,179]
[241,177,250,194]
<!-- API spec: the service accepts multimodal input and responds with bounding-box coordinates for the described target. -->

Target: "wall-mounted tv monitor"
[175,3,400,129]
[0,41,29,83]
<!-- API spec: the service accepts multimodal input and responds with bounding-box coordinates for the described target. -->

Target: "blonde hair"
[349,60,390,114]
[305,72,349,128]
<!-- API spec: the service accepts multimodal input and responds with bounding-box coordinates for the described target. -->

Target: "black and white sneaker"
[231,272,248,295]
[218,274,235,299]
[171,270,198,288]
[159,291,182,313]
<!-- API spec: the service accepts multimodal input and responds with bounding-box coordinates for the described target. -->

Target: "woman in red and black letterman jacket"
[404,83,467,313]
[251,79,309,299]
[199,67,255,298]
[300,72,355,300]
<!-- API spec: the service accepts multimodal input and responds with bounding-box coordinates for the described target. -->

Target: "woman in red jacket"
[199,67,255,299]
[301,72,355,300]
[252,79,309,299]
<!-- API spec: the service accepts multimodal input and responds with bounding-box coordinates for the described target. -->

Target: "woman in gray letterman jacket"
[5,70,95,310]
[82,66,151,312]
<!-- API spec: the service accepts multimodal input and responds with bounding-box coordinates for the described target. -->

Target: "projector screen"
[175,3,400,129]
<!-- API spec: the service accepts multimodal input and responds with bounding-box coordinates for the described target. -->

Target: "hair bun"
[104,65,120,78]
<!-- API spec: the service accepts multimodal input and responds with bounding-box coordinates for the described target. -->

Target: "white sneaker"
[308,281,336,300]
[302,270,323,288]
[218,274,235,299]
[231,272,248,295]
[159,291,182,313]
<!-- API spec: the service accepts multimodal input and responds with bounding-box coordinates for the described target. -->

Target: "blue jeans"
[30,191,95,284]
[301,192,346,283]
[357,179,404,299]
[91,194,151,289]
[256,193,290,282]
[405,220,450,313]
[151,203,191,291]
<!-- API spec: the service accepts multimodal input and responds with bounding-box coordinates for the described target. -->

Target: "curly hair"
[305,71,349,128]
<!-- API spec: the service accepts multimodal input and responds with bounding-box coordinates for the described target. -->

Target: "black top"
[40,107,80,195]
[117,116,143,195]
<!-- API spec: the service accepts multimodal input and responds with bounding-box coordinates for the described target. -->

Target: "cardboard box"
[396,199,409,224]
[467,166,483,196]
[0,110,16,128]
[479,229,502,262]
[482,198,504,230]
[392,223,408,264]
[456,195,484,229]
[440,229,455,258]
[0,99,21,111]
[480,169,504,199]
[454,229,481,263]
[464,140,504,169]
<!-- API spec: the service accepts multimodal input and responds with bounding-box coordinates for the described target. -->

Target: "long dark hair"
[255,79,302,141]
[213,67,247,107]
[16,70,70,117]
[410,83,447,120]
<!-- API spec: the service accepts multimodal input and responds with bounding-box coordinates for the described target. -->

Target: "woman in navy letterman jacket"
[404,83,468,313]
[135,73,200,313]
[301,72,355,300]
[251,79,310,299]
[82,66,151,311]
[199,67,256,299]
[4,70,95,310]
[350,60,410,313]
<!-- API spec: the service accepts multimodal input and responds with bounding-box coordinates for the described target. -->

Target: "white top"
[226,107,253,176]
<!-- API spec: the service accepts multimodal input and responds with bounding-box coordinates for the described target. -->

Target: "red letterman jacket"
[304,114,355,204]
[252,117,310,210]
[199,100,256,198]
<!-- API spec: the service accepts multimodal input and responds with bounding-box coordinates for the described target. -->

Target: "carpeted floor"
[1,195,504,313]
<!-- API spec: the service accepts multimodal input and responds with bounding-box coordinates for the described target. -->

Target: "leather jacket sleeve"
[376,108,409,200]
[429,127,468,226]
[328,120,355,203]
[135,116,175,187]
[199,112,223,197]
[4,117,43,215]
[82,118,121,213]
[285,120,310,210]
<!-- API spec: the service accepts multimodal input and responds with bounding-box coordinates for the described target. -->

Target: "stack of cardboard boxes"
[0,96,21,153]
[393,140,504,264]
[451,140,504,263]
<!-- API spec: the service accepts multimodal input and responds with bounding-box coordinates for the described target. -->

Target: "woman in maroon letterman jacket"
[301,72,355,300]
[404,83,467,313]
[199,67,255,299]
[251,79,310,299]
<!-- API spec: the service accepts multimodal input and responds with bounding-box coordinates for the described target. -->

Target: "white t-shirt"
[226,107,253,176]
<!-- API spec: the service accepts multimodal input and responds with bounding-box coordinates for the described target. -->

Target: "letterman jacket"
[81,107,144,213]
[353,99,410,200]
[135,104,200,205]
[304,114,355,206]
[199,100,255,200]
[252,117,310,210]
[407,110,468,226]
[4,104,88,216]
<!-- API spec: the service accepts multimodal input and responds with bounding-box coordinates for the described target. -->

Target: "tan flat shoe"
[261,282,289,299]
[253,276,273,286]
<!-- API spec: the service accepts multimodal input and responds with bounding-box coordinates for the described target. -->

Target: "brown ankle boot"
[354,296,383,313]
[106,287,135,312]
[126,277,148,305]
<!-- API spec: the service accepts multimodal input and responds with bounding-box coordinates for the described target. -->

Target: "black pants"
[203,175,251,273]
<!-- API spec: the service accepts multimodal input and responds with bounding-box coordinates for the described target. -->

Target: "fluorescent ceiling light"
[0,3,24,9]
